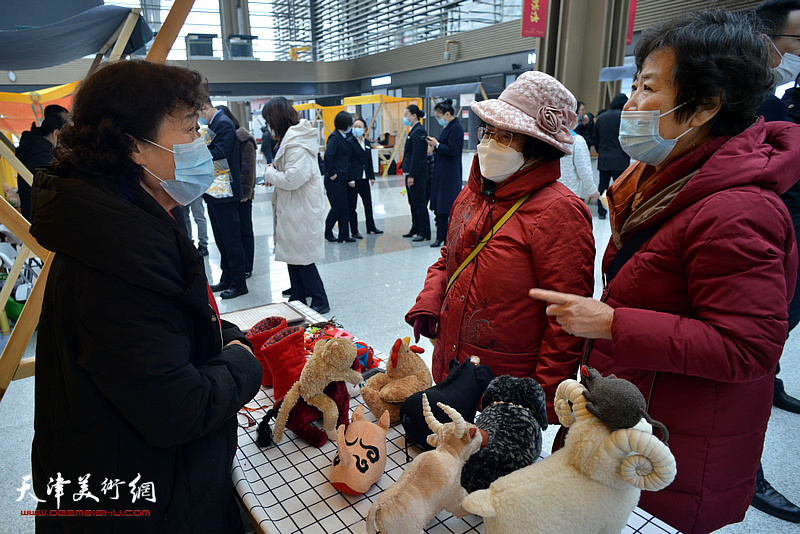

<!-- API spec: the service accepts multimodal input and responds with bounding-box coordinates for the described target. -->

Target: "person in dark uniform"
[402,104,430,241]
[200,98,248,299]
[15,112,66,221]
[592,93,630,219]
[425,99,464,247]
[749,0,800,524]
[347,118,382,235]
[324,111,355,243]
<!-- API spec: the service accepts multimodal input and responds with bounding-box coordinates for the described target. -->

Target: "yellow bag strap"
[445,192,532,294]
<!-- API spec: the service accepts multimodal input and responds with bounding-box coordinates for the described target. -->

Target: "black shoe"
[245,272,252,279]
[774,389,800,414]
[281,288,292,297]
[210,281,230,292]
[751,479,800,522]
[220,287,248,300]
[325,234,337,242]
[311,304,331,314]
[412,235,430,242]
[338,237,356,243]
[352,233,364,239]
[598,213,607,220]
[197,245,209,257]
[402,231,417,238]
[430,240,444,247]
[367,228,384,234]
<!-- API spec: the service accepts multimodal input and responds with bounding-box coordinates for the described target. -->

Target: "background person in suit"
[592,93,630,219]
[402,105,430,241]
[347,118,383,236]
[426,99,464,247]
[200,98,248,299]
[324,111,355,243]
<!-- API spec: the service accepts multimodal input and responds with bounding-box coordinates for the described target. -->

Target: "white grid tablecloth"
[229,302,681,534]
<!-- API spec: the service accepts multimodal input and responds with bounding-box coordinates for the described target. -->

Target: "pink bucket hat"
[471,71,578,155]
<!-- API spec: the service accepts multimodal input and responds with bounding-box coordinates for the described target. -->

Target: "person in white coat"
[262,97,330,314]
[559,121,600,202]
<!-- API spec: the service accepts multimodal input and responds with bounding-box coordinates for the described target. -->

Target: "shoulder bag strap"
[445,192,532,294]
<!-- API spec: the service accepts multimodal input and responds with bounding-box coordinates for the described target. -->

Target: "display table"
[227,302,681,534]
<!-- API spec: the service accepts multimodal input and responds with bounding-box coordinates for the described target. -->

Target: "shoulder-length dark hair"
[634,9,772,137]
[262,97,300,140]
[53,60,206,181]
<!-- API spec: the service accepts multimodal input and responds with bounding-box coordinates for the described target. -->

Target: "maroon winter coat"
[407,156,595,423]
[588,119,800,534]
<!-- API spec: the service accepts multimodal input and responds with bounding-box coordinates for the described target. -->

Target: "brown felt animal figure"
[361,337,433,424]
[366,394,488,534]
[272,338,362,443]
[329,405,390,495]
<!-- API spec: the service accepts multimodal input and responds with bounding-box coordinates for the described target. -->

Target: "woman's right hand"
[412,314,438,342]
[407,176,415,187]
[330,173,337,180]
[225,339,254,356]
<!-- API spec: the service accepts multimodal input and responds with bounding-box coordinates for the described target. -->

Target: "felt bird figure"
[270,338,362,443]
[361,337,433,424]
[461,368,677,534]
[329,405,390,495]
[400,356,494,452]
[366,394,488,534]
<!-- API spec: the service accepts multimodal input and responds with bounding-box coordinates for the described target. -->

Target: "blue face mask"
[198,116,208,127]
[344,127,352,134]
[437,117,448,127]
[352,127,364,138]
[141,137,214,205]
[403,117,412,127]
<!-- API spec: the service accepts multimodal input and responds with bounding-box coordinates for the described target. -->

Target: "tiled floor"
[1,167,798,533]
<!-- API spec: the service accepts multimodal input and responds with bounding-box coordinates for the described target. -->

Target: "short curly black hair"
[53,60,206,181]
[634,9,773,137]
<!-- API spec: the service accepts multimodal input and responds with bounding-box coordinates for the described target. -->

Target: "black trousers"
[288,263,328,308]
[434,212,449,243]
[597,168,626,217]
[406,174,430,238]
[325,177,350,240]
[238,199,254,273]
[348,179,378,234]
[206,201,247,289]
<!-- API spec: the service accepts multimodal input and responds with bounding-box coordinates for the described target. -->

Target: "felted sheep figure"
[361,337,433,424]
[400,356,495,451]
[462,367,677,534]
[366,394,488,534]
[460,375,549,493]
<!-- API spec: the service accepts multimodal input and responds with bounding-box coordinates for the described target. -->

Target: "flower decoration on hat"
[535,106,564,136]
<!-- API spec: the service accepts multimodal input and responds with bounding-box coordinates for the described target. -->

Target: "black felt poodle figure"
[400,356,495,452]
[460,375,549,493]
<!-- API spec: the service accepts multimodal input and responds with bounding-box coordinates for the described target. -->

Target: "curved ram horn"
[554,379,588,427]
[423,394,442,434]
[603,428,677,492]
[438,401,466,438]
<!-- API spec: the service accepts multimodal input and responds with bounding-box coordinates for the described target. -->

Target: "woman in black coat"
[324,111,355,242]
[425,99,464,247]
[15,112,66,220]
[592,93,630,219]
[347,118,383,235]
[402,104,430,241]
[29,60,261,533]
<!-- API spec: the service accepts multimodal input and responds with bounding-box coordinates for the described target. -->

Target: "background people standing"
[402,105,430,241]
[425,99,464,247]
[593,93,630,219]
[347,118,382,235]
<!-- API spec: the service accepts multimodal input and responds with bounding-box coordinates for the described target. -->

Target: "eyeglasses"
[477,126,515,147]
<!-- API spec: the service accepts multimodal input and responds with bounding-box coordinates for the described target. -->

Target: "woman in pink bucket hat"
[405,71,595,424]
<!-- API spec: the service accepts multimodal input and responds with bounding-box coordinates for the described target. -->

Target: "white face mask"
[477,139,525,183]
[771,40,800,87]
[618,102,694,166]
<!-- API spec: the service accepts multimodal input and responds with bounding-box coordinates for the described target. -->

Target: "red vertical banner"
[522,0,548,38]
[627,0,637,45]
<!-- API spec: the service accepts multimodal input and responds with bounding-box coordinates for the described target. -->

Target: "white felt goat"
[366,394,487,534]
[462,377,677,534]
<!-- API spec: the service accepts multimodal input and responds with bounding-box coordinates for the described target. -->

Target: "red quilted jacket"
[588,118,800,534]
[407,156,595,423]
